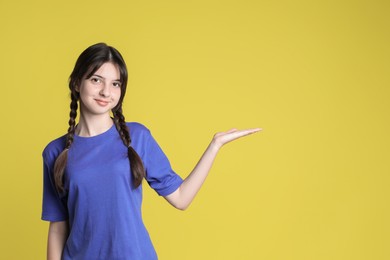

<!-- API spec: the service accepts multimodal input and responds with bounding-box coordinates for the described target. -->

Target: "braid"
[53,92,79,193]
[113,107,145,188]
[112,107,131,146]
[65,92,78,148]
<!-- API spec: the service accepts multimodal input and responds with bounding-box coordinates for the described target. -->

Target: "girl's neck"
[76,114,114,137]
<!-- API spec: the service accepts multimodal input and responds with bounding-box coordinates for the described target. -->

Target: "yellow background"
[0,0,389,259]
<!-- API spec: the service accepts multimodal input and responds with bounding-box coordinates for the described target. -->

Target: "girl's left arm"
[164,128,261,210]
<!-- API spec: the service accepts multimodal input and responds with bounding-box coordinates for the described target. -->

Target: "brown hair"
[53,43,145,193]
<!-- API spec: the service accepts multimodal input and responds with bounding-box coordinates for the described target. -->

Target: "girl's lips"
[95,99,109,106]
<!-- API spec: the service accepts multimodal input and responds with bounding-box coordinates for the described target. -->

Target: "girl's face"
[76,62,122,118]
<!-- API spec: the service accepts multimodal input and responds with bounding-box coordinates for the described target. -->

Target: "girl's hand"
[211,128,262,150]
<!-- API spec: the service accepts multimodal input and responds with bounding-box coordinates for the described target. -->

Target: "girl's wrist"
[209,139,222,152]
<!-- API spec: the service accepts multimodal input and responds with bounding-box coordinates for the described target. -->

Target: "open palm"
[212,128,262,148]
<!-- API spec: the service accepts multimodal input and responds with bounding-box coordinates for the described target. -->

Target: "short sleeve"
[143,130,183,196]
[41,151,68,222]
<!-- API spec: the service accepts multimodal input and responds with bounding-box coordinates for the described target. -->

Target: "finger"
[230,128,262,136]
[245,128,262,134]
[221,128,262,142]
[224,128,261,134]
[214,128,238,138]
[225,128,238,134]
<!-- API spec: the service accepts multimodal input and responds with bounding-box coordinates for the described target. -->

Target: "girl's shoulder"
[42,134,67,163]
[126,121,147,130]
[126,122,156,146]
[126,122,152,135]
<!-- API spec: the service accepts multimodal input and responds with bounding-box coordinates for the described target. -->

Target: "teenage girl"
[41,43,261,260]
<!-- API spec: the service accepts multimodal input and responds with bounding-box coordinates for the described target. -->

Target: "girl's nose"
[99,83,111,97]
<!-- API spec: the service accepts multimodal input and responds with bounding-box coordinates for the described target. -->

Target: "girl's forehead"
[95,62,120,74]
[87,62,121,80]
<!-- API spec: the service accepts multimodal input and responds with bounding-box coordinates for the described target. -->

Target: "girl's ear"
[74,79,82,92]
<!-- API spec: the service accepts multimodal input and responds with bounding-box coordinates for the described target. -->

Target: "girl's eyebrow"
[92,74,121,82]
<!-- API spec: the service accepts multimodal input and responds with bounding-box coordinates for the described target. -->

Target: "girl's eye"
[113,82,121,87]
[91,78,101,83]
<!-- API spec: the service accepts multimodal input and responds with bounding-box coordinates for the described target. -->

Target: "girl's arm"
[47,221,68,260]
[164,128,261,210]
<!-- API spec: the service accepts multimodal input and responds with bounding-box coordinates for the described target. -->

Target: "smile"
[95,99,110,106]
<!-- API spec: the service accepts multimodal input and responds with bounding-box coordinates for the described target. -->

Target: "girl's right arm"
[47,221,68,260]
[165,128,261,210]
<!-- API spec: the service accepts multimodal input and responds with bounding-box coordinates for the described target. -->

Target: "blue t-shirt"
[41,122,183,260]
